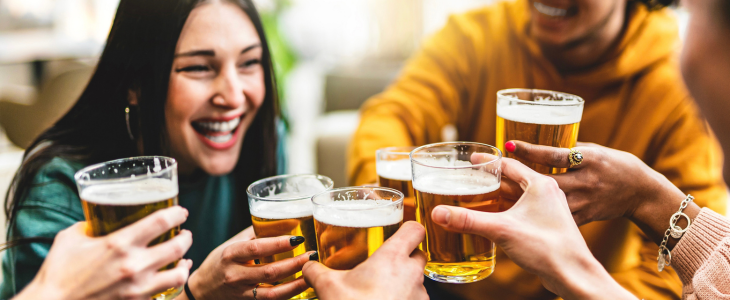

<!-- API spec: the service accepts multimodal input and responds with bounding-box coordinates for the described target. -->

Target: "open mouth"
[533,2,572,18]
[191,116,242,145]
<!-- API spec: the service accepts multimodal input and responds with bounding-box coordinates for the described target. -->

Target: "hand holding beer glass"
[311,187,404,270]
[247,174,333,300]
[411,142,502,283]
[376,146,417,222]
[74,156,185,299]
[496,89,584,174]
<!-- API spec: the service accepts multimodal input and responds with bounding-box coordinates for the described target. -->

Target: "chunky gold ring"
[568,148,583,168]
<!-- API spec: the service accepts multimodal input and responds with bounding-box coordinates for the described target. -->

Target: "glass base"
[424,260,495,284]
[152,286,183,300]
[290,287,317,300]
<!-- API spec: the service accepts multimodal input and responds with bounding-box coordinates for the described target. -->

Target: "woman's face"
[166,1,265,175]
[681,0,730,183]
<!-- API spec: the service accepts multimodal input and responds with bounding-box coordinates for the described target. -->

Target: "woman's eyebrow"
[241,44,261,54]
[175,50,215,58]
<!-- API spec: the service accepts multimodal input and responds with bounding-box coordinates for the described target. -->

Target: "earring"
[125,106,134,140]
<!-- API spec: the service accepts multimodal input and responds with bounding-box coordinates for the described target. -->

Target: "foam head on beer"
[80,178,179,206]
[376,159,412,181]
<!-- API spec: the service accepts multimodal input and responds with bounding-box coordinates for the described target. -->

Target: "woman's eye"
[175,65,211,73]
[240,59,261,68]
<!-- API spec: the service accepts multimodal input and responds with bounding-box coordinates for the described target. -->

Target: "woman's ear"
[127,89,139,106]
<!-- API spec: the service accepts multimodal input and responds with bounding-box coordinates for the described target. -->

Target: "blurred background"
[0,0,690,243]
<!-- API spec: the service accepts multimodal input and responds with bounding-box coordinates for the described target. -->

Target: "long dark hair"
[4,0,279,230]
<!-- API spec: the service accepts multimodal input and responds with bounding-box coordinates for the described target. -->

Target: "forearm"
[555,256,638,300]
[628,170,700,250]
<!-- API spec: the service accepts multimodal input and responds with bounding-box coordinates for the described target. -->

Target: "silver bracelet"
[657,194,694,272]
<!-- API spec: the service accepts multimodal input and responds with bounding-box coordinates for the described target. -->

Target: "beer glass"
[376,146,417,222]
[411,142,502,283]
[312,187,404,270]
[75,156,180,300]
[496,88,584,174]
[247,174,333,300]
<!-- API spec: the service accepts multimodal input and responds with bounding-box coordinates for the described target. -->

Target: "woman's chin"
[199,159,238,176]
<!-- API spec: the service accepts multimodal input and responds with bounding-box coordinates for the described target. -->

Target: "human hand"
[186,226,311,300]
[506,141,686,226]
[430,158,637,300]
[16,206,193,300]
[302,221,428,300]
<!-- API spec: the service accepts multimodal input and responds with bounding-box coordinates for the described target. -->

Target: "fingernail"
[505,141,516,153]
[290,236,305,246]
[432,206,450,225]
[309,251,319,261]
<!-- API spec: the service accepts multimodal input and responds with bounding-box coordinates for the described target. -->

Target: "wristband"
[657,194,694,272]
[184,279,196,300]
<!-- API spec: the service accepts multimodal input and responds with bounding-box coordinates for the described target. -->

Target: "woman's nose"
[211,64,245,108]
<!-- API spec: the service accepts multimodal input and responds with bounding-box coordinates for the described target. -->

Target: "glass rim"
[497,88,584,106]
[311,186,404,211]
[246,173,334,202]
[410,142,502,169]
[376,146,419,156]
[74,156,177,185]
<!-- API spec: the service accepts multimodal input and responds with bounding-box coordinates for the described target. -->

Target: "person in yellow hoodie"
[347,0,728,299]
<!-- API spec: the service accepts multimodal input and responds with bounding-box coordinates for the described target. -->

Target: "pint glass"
[411,142,502,283]
[376,146,417,222]
[312,187,404,270]
[247,174,333,300]
[495,88,584,174]
[75,156,180,300]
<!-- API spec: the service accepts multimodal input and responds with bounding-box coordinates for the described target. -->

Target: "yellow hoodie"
[348,1,727,299]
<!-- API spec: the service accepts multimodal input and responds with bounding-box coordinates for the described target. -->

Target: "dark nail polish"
[309,251,319,261]
[290,236,305,246]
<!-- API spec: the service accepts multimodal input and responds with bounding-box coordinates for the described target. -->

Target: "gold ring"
[568,148,583,168]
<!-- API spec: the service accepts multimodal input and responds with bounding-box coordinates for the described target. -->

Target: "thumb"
[302,261,337,289]
[431,205,504,241]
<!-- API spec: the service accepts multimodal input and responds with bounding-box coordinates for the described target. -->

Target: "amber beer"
[247,174,333,300]
[495,89,584,174]
[75,156,181,300]
[411,142,503,283]
[376,146,417,221]
[312,187,404,270]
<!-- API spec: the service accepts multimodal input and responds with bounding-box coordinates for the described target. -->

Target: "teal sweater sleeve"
[0,158,85,299]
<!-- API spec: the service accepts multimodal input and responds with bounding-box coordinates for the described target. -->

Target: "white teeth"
[205,133,233,144]
[534,2,567,17]
[194,118,241,132]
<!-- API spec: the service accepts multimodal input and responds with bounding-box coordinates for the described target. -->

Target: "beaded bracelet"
[657,194,694,272]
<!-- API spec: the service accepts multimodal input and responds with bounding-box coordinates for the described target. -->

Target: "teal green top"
[0,158,239,298]
[0,123,288,298]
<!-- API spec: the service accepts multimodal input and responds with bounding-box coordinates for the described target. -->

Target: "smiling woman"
[0,1,310,300]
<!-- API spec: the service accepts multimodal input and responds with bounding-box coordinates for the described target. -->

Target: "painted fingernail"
[309,251,319,261]
[432,206,450,225]
[505,141,516,153]
[290,236,305,246]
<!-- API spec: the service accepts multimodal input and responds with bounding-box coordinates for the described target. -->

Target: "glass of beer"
[411,142,502,283]
[376,146,417,222]
[496,88,584,174]
[247,174,333,300]
[312,187,404,270]
[74,156,181,300]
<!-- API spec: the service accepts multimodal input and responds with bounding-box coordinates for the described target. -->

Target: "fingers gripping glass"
[75,156,181,300]
[246,174,333,300]
[411,142,502,283]
[496,88,584,174]
[311,187,404,270]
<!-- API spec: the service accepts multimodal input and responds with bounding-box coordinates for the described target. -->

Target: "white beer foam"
[314,200,403,228]
[497,103,582,125]
[376,159,412,181]
[412,169,499,196]
[81,178,178,206]
[250,198,313,220]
